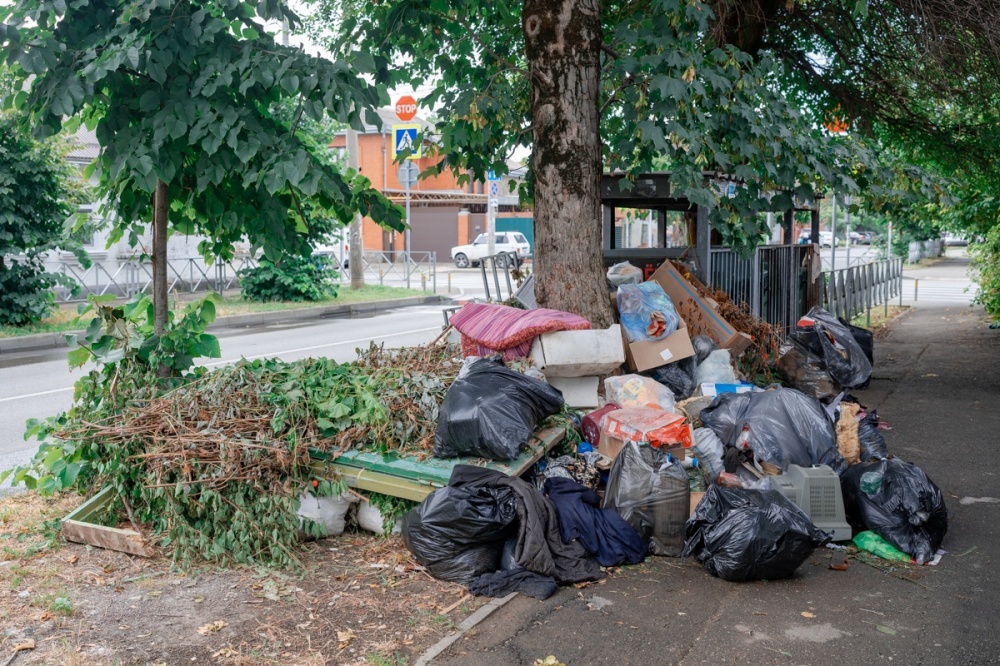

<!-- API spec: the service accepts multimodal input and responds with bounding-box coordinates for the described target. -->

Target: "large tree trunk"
[152,180,169,375]
[523,0,613,328]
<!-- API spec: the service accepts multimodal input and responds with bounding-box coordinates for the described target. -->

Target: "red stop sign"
[395,95,418,122]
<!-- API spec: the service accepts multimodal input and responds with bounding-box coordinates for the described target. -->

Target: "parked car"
[451,232,531,268]
[818,231,838,247]
[944,233,968,247]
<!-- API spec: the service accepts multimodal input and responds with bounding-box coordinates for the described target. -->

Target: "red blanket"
[450,303,591,361]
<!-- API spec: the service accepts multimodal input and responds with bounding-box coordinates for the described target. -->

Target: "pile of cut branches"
[55,343,462,568]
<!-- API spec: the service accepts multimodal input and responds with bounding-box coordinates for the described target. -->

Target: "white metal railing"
[819,258,904,323]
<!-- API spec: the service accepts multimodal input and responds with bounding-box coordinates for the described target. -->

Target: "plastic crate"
[774,465,852,542]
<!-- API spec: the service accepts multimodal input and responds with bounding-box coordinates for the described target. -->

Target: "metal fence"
[710,245,813,335]
[710,245,903,334]
[819,258,903,323]
[50,250,438,302]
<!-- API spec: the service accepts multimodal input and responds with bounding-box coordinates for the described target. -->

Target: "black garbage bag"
[790,307,873,388]
[777,340,843,403]
[602,442,689,556]
[401,485,518,584]
[682,485,831,582]
[840,458,947,564]
[692,335,720,364]
[857,409,889,460]
[646,357,697,400]
[645,336,719,400]
[433,359,565,460]
[700,387,846,473]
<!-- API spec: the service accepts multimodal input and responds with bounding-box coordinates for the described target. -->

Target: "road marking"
[0,386,75,404]
[205,326,443,366]
[0,326,444,403]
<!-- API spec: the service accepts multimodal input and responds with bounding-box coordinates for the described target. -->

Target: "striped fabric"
[450,303,591,361]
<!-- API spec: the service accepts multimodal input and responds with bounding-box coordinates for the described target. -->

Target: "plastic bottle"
[860,471,883,495]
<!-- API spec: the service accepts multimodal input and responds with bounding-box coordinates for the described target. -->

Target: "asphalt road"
[0,304,450,481]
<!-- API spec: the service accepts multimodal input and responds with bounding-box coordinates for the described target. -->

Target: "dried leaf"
[197,620,227,636]
[337,629,356,649]
[877,625,897,635]
[801,611,816,618]
[65,554,79,565]
[12,639,35,652]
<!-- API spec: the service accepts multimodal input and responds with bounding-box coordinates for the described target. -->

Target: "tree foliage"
[0,0,404,306]
[0,111,84,325]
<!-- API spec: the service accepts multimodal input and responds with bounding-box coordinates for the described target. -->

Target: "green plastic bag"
[853,530,912,563]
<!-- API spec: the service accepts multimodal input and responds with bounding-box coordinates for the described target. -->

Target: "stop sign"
[395,95,418,122]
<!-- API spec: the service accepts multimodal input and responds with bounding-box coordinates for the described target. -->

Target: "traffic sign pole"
[397,162,419,288]
[487,173,501,259]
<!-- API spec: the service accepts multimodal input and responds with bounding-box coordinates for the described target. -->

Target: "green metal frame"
[310,427,566,501]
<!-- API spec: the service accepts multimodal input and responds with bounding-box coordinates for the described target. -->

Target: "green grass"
[0,285,427,339]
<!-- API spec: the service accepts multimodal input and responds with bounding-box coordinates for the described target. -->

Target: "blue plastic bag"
[617,282,680,343]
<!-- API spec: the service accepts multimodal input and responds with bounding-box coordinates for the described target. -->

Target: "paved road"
[0,304,451,480]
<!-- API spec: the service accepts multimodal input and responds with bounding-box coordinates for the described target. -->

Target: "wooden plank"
[62,519,154,558]
[61,487,154,558]
[312,427,566,502]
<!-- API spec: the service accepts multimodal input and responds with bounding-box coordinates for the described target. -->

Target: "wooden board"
[61,487,154,558]
[310,427,565,502]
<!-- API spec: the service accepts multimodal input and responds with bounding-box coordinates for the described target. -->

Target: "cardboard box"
[690,491,706,517]
[620,317,695,373]
[697,382,759,398]
[647,262,752,356]
[596,428,685,462]
[530,325,626,377]
[547,376,600,409]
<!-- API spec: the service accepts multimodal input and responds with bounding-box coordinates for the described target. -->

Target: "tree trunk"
[523,0,613,328]
[152,180,169,375]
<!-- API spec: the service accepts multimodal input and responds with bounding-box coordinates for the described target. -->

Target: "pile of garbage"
[399,259,947,597]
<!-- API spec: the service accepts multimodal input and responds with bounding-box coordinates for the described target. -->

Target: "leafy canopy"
[323,0,937,248]
[0,0,405,263]
[0,110,85,325]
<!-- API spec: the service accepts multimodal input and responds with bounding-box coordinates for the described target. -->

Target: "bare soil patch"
[0,492,485,666]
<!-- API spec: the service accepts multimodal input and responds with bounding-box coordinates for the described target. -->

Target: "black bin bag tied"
[434,358,565,460]
[682,485,831,582]
[840,458,947,565]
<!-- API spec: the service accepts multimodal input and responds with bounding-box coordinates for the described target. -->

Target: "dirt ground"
[0,493,489,666]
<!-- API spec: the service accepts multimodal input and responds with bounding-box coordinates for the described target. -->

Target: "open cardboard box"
[620,317,695,373]
[651,262,753,356]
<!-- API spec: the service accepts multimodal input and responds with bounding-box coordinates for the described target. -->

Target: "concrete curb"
[414,593,519,666]
[0,295,450,355]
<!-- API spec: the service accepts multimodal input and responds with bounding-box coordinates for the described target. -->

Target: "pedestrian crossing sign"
[392,124,421,160]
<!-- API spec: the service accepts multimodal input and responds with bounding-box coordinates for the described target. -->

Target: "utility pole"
[346,126,364,288]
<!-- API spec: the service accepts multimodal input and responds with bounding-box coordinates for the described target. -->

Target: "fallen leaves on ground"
[197,620,227,636]
[337,629,356,649]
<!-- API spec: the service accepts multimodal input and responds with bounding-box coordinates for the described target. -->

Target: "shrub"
[239,254,339,302]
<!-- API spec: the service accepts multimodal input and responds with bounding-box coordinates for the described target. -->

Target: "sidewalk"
[425,301,1000,665]
[900,249,978,305]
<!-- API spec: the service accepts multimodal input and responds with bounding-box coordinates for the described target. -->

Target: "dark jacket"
[449,465,603,583]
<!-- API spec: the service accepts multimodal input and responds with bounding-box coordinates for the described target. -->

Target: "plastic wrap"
[604,374,676,412]
[682,485,831,582]
[606,261,644,287]
[617,282,680,343]
[777,340,843,403]
[790,307,873,389]
[700,387,846,474]
[604,407,693,449]
[839,317,874,389]
[401,485,518,584]
[691,335,720,364]
[434,359,565,460]
[694,349,737,385]
[840,458,947,564]
[692,427,725,484]
[857,409,889,460]
[602,441,690,556]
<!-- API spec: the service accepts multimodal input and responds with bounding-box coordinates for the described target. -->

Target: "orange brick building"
[329,108,533,263]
